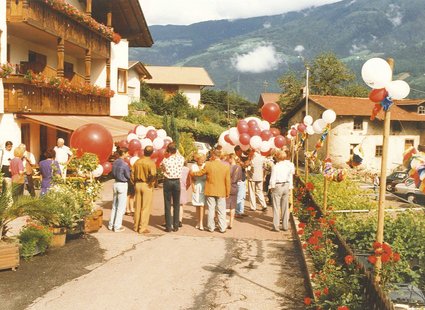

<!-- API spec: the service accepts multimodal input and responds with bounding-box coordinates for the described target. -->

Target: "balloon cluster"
[117,125,172,168]
[70,123,114,177]
[346,145,364,168]
[362,58,410,120]
[323,158,346,182]
[403,147,425,193]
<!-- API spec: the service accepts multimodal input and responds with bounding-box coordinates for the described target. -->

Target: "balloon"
[218,130,229,146]
[274,135,286,148]
[135,125,147,138]
[130,156,139,166]
[157,148,166,160]
[137,149,144,157]
[260,129,272,141]
[146,125,155,132]
[123,157,131,167]
[259,120,271,131]
[228,127,240,145]
[303,115,313,126]
[361,58,392,89]
[118,140,129,149]
[385,80,410,100]
[250,136,262,150]
[268,137,276,149]
[153,137,165,150]
[237,120,249,134]
[92,164,103,177]
[240,144,250,151]
[306,125,314,135]
[261,102,281,123]
[312,120,324,134]
[290,129,297,137]
[157,129,167,139]
[141,138,153,148]
[247,119,258,128]
[322,109,337,124]
[270,128,281,137]
[128,139,142,156]
[239,133,251,145]
[146,129,157,141]
[127,133,138,142]
[297,123,306,133]
[221,142,235,155]
[101,161,112,175]
[70,123,114,163]
[248,126,261,137]
[369,88,388,103]
[260,140,271,153]
[224,134,232,144]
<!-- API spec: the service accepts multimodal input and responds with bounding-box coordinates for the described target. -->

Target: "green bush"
[18,224,53,260]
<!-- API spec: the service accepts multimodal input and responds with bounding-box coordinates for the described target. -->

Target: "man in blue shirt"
[108,147,130,232]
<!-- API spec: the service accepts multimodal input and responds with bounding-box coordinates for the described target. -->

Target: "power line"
[410,87,425,95]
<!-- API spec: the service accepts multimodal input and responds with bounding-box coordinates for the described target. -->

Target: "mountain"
[130,0,425,102]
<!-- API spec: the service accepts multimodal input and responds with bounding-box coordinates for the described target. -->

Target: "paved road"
[27,180,307,310]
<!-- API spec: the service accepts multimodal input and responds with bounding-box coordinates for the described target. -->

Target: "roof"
[394,99,425,106]
[128,61,152,79]
[92,0,153,47]
[20,115,135,142]
[144,66,215,87]
[308,95,425,121]
[258,93,281,107]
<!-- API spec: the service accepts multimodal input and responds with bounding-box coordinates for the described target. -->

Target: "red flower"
[306,182,315,191]
[323,287,329,295]
[382,243,392,255]
[344,255,354,265]
[368,255,377,265]
[373,241,382,249]
[313,230,323,238]
[307,207,315,211]
[313,245,321,251]
[328,259,336,265]
[304,297,312,305]
[328,219,336,226]
[298,222,306,229]
[374,248,384,255]
[308,236,319,245]
[381,253,391,263]
[302,243,307,249]
[297,229,304,235]
[337,306,349,310]
[392,252,401,262]
[314,290,321,298]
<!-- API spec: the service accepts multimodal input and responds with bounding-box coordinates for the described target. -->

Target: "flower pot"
[66,221,84,240]
[84,211,102,233]
[49,227,67,248]
[0,241,20,271]
[95,208,103,228]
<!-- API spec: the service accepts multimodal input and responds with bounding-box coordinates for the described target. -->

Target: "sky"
[141,0,343,25]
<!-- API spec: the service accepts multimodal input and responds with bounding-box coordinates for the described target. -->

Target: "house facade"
[144,66,214,108]
[270,94,425,174]
[127,61,151,102]
[0,0,152,160]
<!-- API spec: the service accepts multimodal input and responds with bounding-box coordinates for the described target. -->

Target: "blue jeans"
[236,180,246,215]
[109,182,128,230]
[163,179,181,229]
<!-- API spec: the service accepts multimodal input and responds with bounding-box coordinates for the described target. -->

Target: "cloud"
[142,0,343,25]
[263,22,271,29]
[386,4,403,27]
[232,44,283,73]
[294,45,305,53]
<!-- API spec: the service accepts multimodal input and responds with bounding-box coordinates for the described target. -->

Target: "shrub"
[18,223,53,260]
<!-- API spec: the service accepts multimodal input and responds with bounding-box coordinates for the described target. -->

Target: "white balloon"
[92,164,103,178]
[130,156,139,166]
[317,118,327,129]
[153,137,165,150]
[127,133,138,142]
[221,142,235,155]
[361,58,392,89]
[157,129,167,139]
[141,138,153,148]
[165,136,173,142]
[322,109,337,124]
[249,136,262,150]
[385,80,410,100]
[268,137,276,149]
[306,125,315,135]
[146,125,155,132]
[303,115,313,126]
[259,120,271,131]
[228,127,240,145]
[312,119,324,134]
[260,141,271,153]
[135,125,147,138]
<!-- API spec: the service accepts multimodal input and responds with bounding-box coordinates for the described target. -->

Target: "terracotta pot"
[49,227,67,248]
[0,241,20,271]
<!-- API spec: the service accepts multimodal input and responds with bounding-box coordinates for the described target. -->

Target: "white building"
[0,0,152,160]
[144,66,214,108]
[128,61,151,102]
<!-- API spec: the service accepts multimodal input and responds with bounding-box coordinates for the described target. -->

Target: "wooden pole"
[305,136,309,182]
[305,67,310,182]
[323,124,331,211]
[295,134,299,175]
[375,58,394,283]
[57,37,65,77]
[85,49,91,84]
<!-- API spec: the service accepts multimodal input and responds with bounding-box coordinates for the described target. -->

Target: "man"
[192,149,230,233]
[54,138,73,179]
[108,147,130,232]
[19,144,36,197]
[234,145,249,218]
[0,141,14,191]
[161,143,185,232]
[131,146,157,234]
[247,149,267,211]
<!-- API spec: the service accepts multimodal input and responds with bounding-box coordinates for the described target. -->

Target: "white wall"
[0,0,7,114]
[110,39,130,116]
[0,114,21,148]
[179,85,201,108]
[127,68,140,102]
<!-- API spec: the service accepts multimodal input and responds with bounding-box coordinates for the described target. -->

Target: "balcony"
[2,65,111,116]
[6,0,111,59]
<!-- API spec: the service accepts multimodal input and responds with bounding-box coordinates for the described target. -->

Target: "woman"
[226,154,242,229]
[268,150,295,232]
[179,161,191,227]
[39,149,61,195]
[191,153,206,230]
[9,147,25,200]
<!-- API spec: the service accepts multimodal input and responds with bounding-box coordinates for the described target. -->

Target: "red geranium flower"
[381,253,391,263]
[297,229,304,235]
[298,222,306,229]
[323,287,329,295]
[313,230,323,238]
[344,255,354,265]
[314,290,321,298]
[308,236,319,245]
[304,297,312,305]
[392,252,401,262]
[368,255,377,265]
[306,182,314,191]
[302,243,307,249]
[382,243,392,255]
[328,219,336,226]
[337,306,349,310]
[373,241,382,249]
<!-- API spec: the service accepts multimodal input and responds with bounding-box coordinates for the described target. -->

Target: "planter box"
[84,209,103,233]
[49,227,67,248]
[0,242,20,271]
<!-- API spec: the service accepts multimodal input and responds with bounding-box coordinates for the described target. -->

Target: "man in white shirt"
[247,149,268,211]
[54,138,73,179]
[19,144,36,197]
[1,141,14,191]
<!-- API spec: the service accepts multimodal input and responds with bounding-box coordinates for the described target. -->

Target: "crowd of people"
[108,142,295,234]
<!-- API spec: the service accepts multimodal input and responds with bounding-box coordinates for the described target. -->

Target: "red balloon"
[70,123,113,163]
[247,119,258,128]
[270,128,281,137]
[261,150,271,157]
[224,134,232,144]
[146,129,157,141]
[137,149,144,157]
[260,130,272,141]
[157,148,166,160]
[369,88,388,103]
[261,102,281,123]
[123,157,131,167]
[128,139,142,156]
[274,135,286,148]
[297,124,306,133]
[101,161,112,175]
[290,129,297,137]
[163,138,172,149]
[239,133,251,145]
[248,126,261,137]
[237,120,249,134]
[118,140,129,149]
[151,149,159,159]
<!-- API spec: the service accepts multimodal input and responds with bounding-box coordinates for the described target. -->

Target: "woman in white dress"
[191,153,206,230]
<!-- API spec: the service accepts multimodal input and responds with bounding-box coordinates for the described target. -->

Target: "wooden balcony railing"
[70,73,85,87]
[6,0,110,58]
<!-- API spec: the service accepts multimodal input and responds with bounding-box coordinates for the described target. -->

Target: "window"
[375,145,383,157]
[21,124,30,150]
[405,139,414,150]
[64,62,74,80]
[353,117,363,130]
[117,68,127,94]
[418,106,425,115]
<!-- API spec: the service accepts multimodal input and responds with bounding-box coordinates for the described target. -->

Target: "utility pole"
[305,66,310,182]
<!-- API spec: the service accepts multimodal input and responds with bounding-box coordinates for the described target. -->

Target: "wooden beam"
[85,0,92,16]
[85,49,91,84]
[57,37,65,77]
[106,57,111,88]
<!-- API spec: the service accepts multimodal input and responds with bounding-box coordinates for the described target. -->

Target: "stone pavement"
[27,179,307,310]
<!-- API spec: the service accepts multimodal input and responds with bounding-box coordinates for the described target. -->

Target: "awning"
[20,115,135,142]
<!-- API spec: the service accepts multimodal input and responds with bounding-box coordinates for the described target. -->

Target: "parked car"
[394,178,425,204]
[194,141,212,155]
[386,171,408,192]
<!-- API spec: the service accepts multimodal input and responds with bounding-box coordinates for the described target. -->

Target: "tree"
[166,92,191,118]
[277,72,304,115]
[169,114,179,147]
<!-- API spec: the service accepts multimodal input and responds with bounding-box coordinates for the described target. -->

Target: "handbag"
[12,173,25,184]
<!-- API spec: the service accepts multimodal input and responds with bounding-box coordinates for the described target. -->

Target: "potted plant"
[18,222,53,260]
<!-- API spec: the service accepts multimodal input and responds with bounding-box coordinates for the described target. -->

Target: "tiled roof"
[144,66,214,86]
[259,93,281,105]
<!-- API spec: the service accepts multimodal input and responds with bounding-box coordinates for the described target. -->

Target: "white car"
[194,142,212,155]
